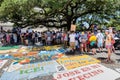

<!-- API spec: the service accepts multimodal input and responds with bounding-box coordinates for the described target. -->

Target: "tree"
[0,0,119,30]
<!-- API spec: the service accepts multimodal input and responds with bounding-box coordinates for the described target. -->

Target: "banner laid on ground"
[0,60,8,69]
[4,62,23,72]
[56,55,100,70]
[38,50,65,61]
[0,46,19,50]
[0,46,20,54]
[0,60,59,80]
[32,45,62,51]
[53,64,120,80]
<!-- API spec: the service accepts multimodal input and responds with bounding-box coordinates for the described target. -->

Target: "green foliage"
[0,0,119,30]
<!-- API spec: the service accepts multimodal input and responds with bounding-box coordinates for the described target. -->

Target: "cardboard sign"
[57,55,100,70]
[71,24,76,31]
[0,60,60,80]
[53,64,120,80]
[0,60,8,69]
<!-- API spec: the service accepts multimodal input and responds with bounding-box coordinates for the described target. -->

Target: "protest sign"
[0,60,59,80]
[57,55,100,70]
[53,64,120,80]
[71,24,76,31]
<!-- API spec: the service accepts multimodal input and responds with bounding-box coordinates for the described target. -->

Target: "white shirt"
[96,32,104,42]
[69,33,76,42]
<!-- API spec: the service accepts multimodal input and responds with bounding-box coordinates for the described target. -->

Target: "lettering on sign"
[57,55,100,70]
[53,64,120,80]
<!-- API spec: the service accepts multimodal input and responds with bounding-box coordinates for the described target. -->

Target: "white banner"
[5,63,23,72]
[0,60,8,69]
[1,60,60,80]
[53,64,120,80]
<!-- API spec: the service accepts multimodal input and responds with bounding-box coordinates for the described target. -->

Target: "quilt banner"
[53,64,120,80]
[0,60,59,80]
[56,55,100,70]
[0,60,8,69]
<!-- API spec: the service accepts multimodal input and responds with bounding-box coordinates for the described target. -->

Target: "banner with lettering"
[56,55,100,70]
[53,64,120,80]
[0,60,59,80]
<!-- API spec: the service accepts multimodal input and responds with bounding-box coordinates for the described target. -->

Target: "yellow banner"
[56,55,100,70]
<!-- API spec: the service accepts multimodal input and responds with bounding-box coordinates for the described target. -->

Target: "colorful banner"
[4,63,23,72]
[0,60,59,80]
[0,60,8,69]
[38,50,65,61]
[57,55,100,70]
[0,46,19,50]
[32,45,61,51]
[53,64,120,80]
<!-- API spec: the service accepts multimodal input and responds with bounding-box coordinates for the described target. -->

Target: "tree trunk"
[66,16,72,31]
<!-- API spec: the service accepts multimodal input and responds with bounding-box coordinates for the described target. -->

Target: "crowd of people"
[0,26,120,62]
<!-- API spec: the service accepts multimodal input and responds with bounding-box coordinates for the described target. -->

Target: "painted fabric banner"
[0,60,59,80]
[0,60,8,69]
[57,55,100,70]
[0,46,19,50]
[0,46,19,54]
[38,50,65,61]
[32,45,62,51]
[53,64,120,80]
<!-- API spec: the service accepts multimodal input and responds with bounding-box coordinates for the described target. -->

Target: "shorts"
[97,42,103,48]
[70,42,75,49]
[90,41,96,49]
[106,44,112,49]
[81,43,87,48]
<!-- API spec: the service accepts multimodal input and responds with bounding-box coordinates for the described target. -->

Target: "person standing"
[13,33,17,45]
[89,33,97,55]
[69,31,76,51]
[32,31,35,45]
[63,32,68,47]
[96,30,104,52]
[80,32,88,53]
[105,30,112,62]
[6,33,10,45]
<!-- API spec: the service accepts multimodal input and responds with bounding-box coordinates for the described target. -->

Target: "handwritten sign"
[57,55,100,70]
[53,64,120,80]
